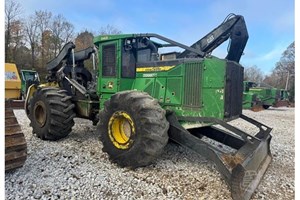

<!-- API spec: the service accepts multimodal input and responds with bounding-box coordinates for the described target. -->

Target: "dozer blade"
[167,113,272,200]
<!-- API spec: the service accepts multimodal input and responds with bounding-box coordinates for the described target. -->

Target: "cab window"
[102,44,116,77]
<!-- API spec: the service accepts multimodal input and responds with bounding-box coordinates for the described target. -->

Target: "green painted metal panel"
[119,79,135,91]
[202,58,225,88]
[93,35,238,122]
[200,57,226,118]
[165,77,182,105]
[133,78,155,96]
[201,88,225,118]
[167,66,183,76]
[94,34,134,45]
[249,88,274,105]
[154,78,166,103]
[132,57,228,121]
[243,93,255,109]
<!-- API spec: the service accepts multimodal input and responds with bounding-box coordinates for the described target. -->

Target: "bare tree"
[275,42,295,101]
[61,21,74,44]
[51,14,74,55]
[24,15,39,69]
[14,45,32,69]
[275,42,295,75]
[263,42,295,101]
[98,24,122,35]
[10,20,25,62]
[244,65,264,83]
[35,10,52,67]
[5,0,22,62]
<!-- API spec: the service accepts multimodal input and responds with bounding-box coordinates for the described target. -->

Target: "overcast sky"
[11,0,296,74]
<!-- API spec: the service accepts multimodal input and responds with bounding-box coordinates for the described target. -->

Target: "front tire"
[28,87,75,140]
[98,91,169,168]
[263,105,270,109]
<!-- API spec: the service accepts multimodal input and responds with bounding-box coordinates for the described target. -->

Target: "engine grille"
[183,62,202,108]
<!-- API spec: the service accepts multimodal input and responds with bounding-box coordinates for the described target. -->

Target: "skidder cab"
[25,14,272,200]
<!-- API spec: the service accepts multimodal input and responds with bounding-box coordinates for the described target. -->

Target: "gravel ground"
[5,107,295,200]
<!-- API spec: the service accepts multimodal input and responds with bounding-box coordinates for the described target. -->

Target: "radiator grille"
[183,62,202,107]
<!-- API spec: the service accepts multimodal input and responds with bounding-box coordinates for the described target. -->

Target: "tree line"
[5,0,121,80]
[5,0,294,101]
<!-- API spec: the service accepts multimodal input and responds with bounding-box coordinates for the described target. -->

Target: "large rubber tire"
[263,105,270,109]
[28,87,75,140]
[98,91,169,168]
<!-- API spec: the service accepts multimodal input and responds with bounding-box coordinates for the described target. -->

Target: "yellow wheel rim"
[34,100,47,127]
[108,111,135,149]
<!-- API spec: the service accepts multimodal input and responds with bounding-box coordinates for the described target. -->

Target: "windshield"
[22,71,39,81]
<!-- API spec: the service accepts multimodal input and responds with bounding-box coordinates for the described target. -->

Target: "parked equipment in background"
[20,69,40,99]
[25,14,272,200]
[5,63,22,100]
[243,81,290,110]
[243,81,263,111]
[272,88,290,107]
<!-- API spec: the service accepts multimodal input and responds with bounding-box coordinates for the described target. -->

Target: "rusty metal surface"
[221,154,244,169]
[5,99,25,109]
[5,104,27,171]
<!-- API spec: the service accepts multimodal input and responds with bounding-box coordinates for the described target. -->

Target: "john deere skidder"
[25,14,272,200]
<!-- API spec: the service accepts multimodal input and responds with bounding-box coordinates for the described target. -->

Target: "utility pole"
[285,71,290,90]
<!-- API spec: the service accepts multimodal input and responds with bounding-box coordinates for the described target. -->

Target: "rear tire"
[28,87,75,140]
[98,91,169,168]
[263,105,270,109]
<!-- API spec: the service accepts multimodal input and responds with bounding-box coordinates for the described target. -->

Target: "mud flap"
[167,113,272,200]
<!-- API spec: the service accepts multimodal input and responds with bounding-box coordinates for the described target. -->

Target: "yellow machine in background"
[5,63,22,99]
[5,63,27,171]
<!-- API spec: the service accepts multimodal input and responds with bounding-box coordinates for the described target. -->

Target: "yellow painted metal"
[25,82,59,116]
[5,63,21,99]
[108,111,135,149]
[136,65,175,72]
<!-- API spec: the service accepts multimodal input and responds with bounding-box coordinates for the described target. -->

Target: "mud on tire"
[28,87,75,140]
[98,91,169,168]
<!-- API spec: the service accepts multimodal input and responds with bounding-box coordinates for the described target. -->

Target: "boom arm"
[46,42,95,72]
[177,14,248,63]
[46,42,75,71]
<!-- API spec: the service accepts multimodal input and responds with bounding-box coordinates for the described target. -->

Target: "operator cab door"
[99,41,119,94]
